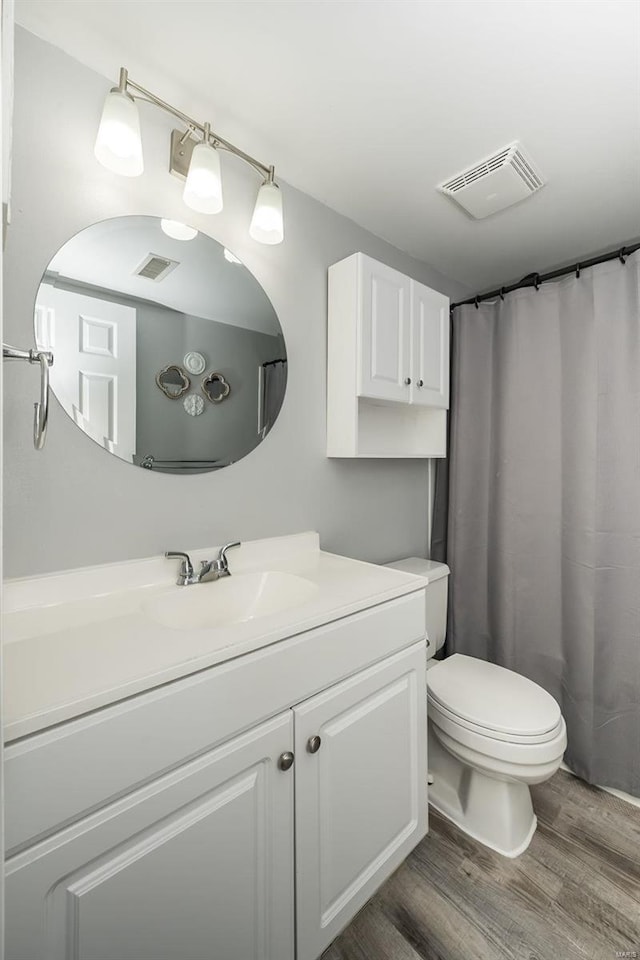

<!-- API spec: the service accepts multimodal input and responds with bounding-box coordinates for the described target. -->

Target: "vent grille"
[440,142,544,195]
[134,254,179,281]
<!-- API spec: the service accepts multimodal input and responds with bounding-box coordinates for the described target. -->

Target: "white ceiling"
[15,0,640,291]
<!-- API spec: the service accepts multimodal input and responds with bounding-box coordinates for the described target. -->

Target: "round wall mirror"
[34,216,287,474]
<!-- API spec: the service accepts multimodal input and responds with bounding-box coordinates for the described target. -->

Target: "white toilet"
[385,558,567,858]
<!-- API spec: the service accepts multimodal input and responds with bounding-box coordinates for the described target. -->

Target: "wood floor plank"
[321,899,424,960]
[322,771,640,960]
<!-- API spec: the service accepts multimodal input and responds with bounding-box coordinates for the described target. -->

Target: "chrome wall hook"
[3,344,54,449]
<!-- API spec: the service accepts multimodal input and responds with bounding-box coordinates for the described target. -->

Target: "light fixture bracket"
[169,129,196,180]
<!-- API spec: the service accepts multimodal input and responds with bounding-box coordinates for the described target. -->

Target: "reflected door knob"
[417,379,424,387]
[404,377,412,385]
[307,735,322,754]
[278,752,294,771]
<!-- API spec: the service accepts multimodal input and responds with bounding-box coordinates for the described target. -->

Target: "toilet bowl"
[427,653,566,856]
[384,558,567,858]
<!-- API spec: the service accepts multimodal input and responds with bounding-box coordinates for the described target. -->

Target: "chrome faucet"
[165,542,241,586]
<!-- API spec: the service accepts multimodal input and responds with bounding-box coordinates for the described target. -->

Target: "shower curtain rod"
[451,240,640,311]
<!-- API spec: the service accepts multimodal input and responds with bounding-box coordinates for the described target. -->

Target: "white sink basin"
[145,571,318,630]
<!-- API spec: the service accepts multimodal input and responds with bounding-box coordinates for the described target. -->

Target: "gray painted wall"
[134,304,284,467]
[3,28,469,578]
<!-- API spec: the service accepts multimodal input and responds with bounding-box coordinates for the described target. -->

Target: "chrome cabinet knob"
[417,379,424,387]
[278,751,294,771]
[307,735,322,754]
[404,377,412,385]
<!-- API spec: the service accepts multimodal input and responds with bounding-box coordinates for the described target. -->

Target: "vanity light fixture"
[249,172,284,246]
[160,219,198,241]
[94,70,144,177]
[95,68,284,244]
[183,123,223,215]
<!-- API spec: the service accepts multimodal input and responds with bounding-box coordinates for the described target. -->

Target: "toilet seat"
[428,697,565,745]
[427,653,561,741]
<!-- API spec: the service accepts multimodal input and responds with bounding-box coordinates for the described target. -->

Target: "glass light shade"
[249,181,284,245]
[94,89,144,177]
[160,219,198,241]
[224,248,242,264]
[183,142,223,214]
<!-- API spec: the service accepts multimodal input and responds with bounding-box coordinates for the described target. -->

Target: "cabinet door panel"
[294,642,427,960]
[411,282,449,408]
[358,257,411,401]
[6,713,294,960]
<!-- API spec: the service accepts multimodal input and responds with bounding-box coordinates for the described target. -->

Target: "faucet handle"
[217,541,241,572]
[165,551,194,578]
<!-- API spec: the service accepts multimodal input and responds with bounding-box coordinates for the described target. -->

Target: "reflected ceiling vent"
[438,142,545,219]
[134,254,179,281]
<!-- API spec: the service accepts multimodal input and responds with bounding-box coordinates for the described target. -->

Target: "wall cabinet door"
[410,281,450,408]
[5,712,294,960]
[357,256,411,402]
[294,642,427,960]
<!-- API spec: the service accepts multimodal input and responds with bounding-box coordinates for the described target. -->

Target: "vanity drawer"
[4,590,425,853]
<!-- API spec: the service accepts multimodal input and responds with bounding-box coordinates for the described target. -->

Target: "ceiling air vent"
[134,254,179,281]
[438,142,545,219]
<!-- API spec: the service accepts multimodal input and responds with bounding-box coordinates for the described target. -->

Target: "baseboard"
[561,761,640,810]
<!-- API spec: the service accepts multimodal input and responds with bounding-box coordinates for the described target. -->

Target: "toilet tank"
[383,558,450,657]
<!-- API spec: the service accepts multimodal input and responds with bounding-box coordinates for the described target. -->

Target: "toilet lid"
[427,654,561,738]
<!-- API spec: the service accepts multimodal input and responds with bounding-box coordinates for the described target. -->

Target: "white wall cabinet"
[327,252,449,457]
[4,601,428,960]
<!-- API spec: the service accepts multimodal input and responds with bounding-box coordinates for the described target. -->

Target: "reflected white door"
[35,283,136,461]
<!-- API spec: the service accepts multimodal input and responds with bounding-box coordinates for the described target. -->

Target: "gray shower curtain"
[440,251,640,796]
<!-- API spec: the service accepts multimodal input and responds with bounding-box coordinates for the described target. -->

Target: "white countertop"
[3,532,427,741]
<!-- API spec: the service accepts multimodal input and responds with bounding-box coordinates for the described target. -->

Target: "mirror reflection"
[34,216,287,473]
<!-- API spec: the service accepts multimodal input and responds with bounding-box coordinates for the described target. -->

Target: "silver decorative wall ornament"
[183,394,205,417]
[183,351,206,375]
[202,372,230,403]
[156,365,190,399]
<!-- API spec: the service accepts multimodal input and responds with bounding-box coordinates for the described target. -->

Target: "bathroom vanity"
[3,533,428,960]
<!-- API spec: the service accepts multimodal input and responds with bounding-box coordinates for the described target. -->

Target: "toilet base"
[428,725,538,858]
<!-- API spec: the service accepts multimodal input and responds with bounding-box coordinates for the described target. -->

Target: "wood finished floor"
[322,771,640,960]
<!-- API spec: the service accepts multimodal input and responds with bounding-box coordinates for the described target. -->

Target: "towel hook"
[2,344,54,449]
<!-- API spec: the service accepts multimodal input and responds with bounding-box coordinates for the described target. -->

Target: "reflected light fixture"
[160,219,198,241]
[95,67,284,245]
[223,248,242,264]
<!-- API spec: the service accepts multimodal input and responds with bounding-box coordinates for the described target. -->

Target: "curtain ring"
[533,274,541,291]
[619,247,627,264]
[474,296,480,310]
[499,287,505,301]
[575,263,581,278]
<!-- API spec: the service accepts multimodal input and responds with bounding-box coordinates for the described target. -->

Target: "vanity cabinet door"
[357,255,412,402]
[410,280,450,408]
[5,712,294,960]
[294,641,427,960]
